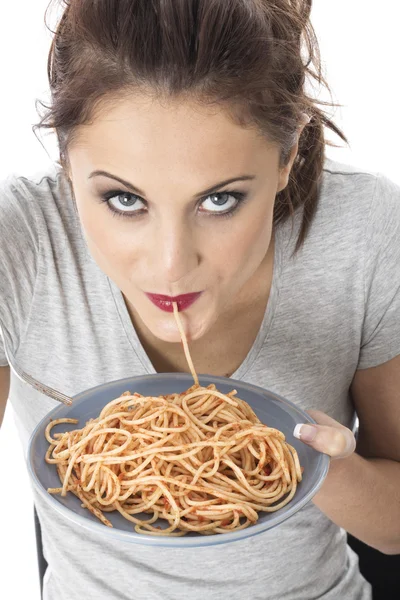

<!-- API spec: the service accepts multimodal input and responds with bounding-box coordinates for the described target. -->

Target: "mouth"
[145,292,203,313]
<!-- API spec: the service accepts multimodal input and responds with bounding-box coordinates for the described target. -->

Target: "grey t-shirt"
[1,156,400,599]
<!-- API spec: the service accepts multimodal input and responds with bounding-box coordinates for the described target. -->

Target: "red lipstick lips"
[146,292,202,312]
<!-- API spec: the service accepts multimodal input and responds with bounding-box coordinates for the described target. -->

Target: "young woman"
[1,1,399,599]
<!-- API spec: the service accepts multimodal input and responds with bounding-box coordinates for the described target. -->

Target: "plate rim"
[28,373,330,547]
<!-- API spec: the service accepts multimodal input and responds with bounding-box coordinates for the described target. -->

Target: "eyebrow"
[88,170,256,198]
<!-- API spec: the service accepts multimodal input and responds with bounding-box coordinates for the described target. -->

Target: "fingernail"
[293,424,317,442]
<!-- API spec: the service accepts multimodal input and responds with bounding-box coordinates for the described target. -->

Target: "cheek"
[211,208,273,277]
[76,200,135,270]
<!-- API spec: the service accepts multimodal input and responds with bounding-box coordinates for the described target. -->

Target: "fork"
[0,322,72,406]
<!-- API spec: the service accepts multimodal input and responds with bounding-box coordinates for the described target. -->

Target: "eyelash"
[99,189,248,220]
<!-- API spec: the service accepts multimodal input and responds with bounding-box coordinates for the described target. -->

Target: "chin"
[146,306,215,344]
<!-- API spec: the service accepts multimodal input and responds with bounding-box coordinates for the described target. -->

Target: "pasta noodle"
[45,303,302,535]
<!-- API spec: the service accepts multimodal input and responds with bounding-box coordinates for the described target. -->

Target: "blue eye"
[99,189,247,219]
[102,191,147,215]
[199,191,246,215]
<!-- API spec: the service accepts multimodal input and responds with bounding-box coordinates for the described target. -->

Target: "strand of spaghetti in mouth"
[45,302,302,535]
[172,301,199,386]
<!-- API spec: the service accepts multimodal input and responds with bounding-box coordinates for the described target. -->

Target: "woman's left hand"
[293,410,356,459]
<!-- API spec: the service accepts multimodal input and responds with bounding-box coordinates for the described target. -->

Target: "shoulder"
[287,157,400,271]
[321,156,400,214]
[1,162,72,218]
[1,162,64,196]
[319,158,400,291]
[314,157,400,237]
[320,157,379,210]
[0,163,79,254]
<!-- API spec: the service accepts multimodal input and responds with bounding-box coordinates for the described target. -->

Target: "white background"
[0,1,399,598]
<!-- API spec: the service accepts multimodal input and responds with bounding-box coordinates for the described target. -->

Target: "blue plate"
[28,373,329,547]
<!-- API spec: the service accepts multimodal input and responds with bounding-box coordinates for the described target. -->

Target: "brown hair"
[37,0,347,250]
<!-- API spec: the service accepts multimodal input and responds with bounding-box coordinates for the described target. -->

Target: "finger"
[306,409,347,429]
[293,423,356,459]
[307,410,357,457]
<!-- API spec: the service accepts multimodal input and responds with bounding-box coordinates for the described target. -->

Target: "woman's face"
[67,95,297,343]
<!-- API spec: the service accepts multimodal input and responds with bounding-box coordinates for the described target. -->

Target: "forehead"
[69,94,279,177]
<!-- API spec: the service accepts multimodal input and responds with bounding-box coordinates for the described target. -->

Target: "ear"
[276,140,300,193]
[276,114,310,193]
[59,152,73,183]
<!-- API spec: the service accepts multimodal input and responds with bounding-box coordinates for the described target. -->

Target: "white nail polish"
[293,424,303,439]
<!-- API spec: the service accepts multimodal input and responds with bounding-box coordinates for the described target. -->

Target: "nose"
[154,216,200,285]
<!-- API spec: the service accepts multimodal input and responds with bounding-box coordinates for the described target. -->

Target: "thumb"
[293,410,356,459]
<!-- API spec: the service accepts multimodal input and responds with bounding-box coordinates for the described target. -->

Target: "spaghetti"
[45,303,302,535]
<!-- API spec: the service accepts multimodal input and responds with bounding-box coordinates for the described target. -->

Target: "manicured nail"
[293,423,317,442]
